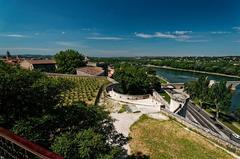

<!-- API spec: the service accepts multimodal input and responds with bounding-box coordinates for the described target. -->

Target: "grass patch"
[118,104,127,113]
[158,77,168,84]
[129,116,234,159]
[159,91,171,103]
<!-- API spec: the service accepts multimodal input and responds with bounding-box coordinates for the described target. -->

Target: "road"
[186,102,240,144]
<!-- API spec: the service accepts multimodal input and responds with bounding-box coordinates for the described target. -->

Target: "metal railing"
[0,127,64,159]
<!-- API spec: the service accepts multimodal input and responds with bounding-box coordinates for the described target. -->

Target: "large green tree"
[0,61,71,127]
[12,104,127,158]
[54,49,86,74]
[113,65,161,94]
[209,81,232,119]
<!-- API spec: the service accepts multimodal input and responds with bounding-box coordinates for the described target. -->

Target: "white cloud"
[81,28,92,31]
[55,41,77,47]
[177,39,209,42]
[0,34,30,38]
[211,31,231,34]
[174,31,192,35]
[134,31,209,43]
[233,27,240,31]
[86,36,123,40]
[135,31,191,40]
[55,41,88,48]
[0,47,55,51]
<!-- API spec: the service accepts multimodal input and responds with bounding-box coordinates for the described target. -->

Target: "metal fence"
[0,128,63,159]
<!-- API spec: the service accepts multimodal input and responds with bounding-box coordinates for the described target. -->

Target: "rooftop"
[25,59,56,65]
[77,66,104,76]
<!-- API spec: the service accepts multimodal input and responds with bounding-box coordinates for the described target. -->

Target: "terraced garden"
[52,76,110,106]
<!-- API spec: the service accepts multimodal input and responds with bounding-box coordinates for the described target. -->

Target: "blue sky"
[0,0,240,56]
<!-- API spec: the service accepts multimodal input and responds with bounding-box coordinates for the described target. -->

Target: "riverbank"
[147,64,240,79]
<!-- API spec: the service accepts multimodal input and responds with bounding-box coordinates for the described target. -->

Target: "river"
[154,67,240,110]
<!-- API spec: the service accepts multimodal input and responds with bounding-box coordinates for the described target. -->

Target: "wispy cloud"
[135,31,209,43]
[0,47,55,51]
[177,39,209,42]
[86,36,124,40]
[210,31,231,34]
[135,31,191,41]
[55,41,77,47]
[174,31,192,35]
[55,41,88,48]
[0,34,30,38]
[233,40,240,43]
[233,27,240,32]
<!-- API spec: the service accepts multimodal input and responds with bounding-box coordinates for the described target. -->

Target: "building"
[20,59,57,72]
[76,66,105,76]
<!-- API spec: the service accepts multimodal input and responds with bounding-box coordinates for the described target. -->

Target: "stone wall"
[109,89,150,100]
[152,91,170,109]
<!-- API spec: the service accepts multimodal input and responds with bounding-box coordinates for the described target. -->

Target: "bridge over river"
[162,81,240,91]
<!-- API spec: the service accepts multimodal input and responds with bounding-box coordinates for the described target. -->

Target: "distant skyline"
[0,0,240,56]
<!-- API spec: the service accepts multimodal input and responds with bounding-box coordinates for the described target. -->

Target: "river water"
[155,67,240,110]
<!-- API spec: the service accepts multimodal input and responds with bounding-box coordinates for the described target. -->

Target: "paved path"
[111,112,142,154]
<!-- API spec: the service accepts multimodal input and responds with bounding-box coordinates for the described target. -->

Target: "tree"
[54,49,86,74]
[209,81,232,119]
[196,76,210,108]
[234,107,240,122]
[51,129,122,159]
[0,61,72,127]
[113,65,161,94]
[12,104,127,158]
[6,50,11,58]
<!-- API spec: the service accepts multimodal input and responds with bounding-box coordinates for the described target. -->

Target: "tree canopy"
[113,65,161,94]
[0,61,71,127]
[0,61,127,158]
[185,76,232,119]
[54,49,86,74]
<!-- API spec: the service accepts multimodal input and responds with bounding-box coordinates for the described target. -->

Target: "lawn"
[159,91,171,103]
[52,76,110,105]
[129,115,234,159]
[157,76,168,84]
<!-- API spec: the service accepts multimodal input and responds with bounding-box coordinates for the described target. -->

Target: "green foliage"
[209,81,232,118]
[118,105,127,113]
[1,61,127,158]
[54,49,86,74]
[51,129,120,159]
[12,104,127,158]
[0,61,71,127]
[234,107,240,121]
[159,91,171,103]
[113,65,161,94]
[185,76,232,119]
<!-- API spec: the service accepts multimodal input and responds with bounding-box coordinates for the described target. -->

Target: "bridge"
[162,81,240,90]
[226,81,240,90]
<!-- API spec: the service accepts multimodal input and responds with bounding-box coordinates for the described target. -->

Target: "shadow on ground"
[127,152,150,159]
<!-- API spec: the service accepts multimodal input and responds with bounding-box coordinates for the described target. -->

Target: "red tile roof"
[26,60,56,65]
[77,66,104,76]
